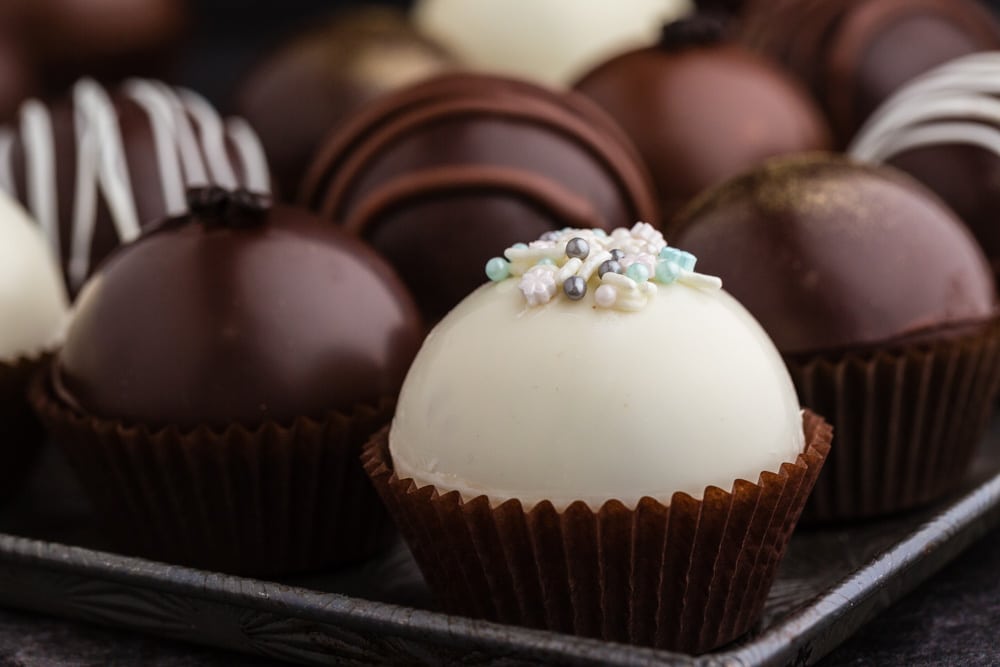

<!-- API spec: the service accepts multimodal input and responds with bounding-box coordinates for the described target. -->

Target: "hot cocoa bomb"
[575,18,830,224]
[740,0,1000,146]
[236,6,455,197]
[0,78,270,296]
[300,72,659,321]
[53,189,423,431]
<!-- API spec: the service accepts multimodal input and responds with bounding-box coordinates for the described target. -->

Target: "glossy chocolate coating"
[25,0,187,90]
[0,36,36,123]
[672,156,996,355]
[740,0,1000,146]
[53,199,423,430]
[300,72,659,321]
[574,21,830,222]
[236,6,455,198]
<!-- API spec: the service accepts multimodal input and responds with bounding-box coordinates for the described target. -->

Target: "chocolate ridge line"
[298,73,658,228]
[341,164,602,238]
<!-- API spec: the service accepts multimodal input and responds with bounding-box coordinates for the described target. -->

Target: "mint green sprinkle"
[659,247,697,272]
[511,242,528,250]
[626,263,650,283]
[485,257,510,281]
[655,259,680,284]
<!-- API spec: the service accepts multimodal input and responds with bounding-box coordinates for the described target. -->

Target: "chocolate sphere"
[53,192,423,430]
[236,7,455,198]
[0,78,271,296]
[740,0,1000,146]
[25,0,187,90]
[574,18,830,223]
[672,156,996,355]
[300,73,659,321]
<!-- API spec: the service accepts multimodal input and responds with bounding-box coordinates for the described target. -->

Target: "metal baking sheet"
[2,421,1000,667]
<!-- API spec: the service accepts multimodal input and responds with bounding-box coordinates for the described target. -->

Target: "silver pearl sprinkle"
[563,275,587,300]
[610,248,625,261]
[598,259,622,278]
[565,237,590,260]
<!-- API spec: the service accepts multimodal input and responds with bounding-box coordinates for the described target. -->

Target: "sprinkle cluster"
[484,223,722,311]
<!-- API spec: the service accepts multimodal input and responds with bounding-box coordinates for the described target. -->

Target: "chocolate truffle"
[740,0,1000,146]
[849,52,1000,287]
[413,0,692,86]
[673,156,995,354]
[53,192,422,430]
[672,155,1000,519]
[235,6,455,198]
[300,72,659,321]
[23,0,187,91]
[575,18,830,223]
[0,78,271,296]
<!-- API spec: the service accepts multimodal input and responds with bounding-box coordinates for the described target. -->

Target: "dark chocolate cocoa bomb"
[672,156,996,356]
[574,18,830,225]
[53,191,424,430]
[300,72,659,321]
[236,6,455,198]
[740,0,1000,147]
[0,78,271,296]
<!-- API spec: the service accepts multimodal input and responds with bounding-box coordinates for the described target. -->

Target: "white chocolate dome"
[0,192,69,362]
[413,0,692,87]
[389,227,804,510]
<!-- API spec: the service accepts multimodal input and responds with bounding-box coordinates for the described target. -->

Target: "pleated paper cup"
[0,356,48,502]
[362,411,831,654]
[31,374,396,576]
[789,320,1000,522]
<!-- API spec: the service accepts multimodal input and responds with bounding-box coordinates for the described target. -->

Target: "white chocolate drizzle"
[0,78,271,291]
[849,52,1000,164]
[485,223,721,311]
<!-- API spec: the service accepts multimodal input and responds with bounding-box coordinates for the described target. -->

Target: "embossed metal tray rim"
[1,466,1000,667]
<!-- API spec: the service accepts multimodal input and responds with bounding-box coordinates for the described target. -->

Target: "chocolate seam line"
[825,0,1000,142]
[341,165,602,237]
[298,73,658,228]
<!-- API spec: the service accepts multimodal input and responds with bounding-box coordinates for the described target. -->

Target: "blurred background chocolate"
[235,6,455,198]
[0,79,270,296]
[413,0,693,86]
[740,0,1000,147]
[849,52,1000,289]
[300,72,659,321]
[575,17,830,225]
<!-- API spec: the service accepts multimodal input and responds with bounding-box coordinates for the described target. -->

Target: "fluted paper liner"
[31,375,396,576]
[362,411,831,654]
[0,356,47,502]
[789,320,1000,522]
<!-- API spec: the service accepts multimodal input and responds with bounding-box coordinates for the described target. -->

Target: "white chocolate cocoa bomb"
[0,192,69,362]
[389,225,804,510]
[413,0,692,87]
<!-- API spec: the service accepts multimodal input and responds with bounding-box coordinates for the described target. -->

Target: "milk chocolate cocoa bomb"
[300,73,659,321]
[0,78,270,296]
[740,0,1000,146]
[236,6,455,197]
[575,18,830,223]
[673,156,1000,519]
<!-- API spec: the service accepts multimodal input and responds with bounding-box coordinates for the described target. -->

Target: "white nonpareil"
[0,78,270,291]
[0,192,69,363]
[389,275,805,511]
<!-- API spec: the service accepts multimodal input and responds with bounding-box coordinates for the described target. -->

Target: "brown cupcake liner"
[789,320,1000,522]
[31,374,397,576]
[0,355,48,502]
[362,411,831,654]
